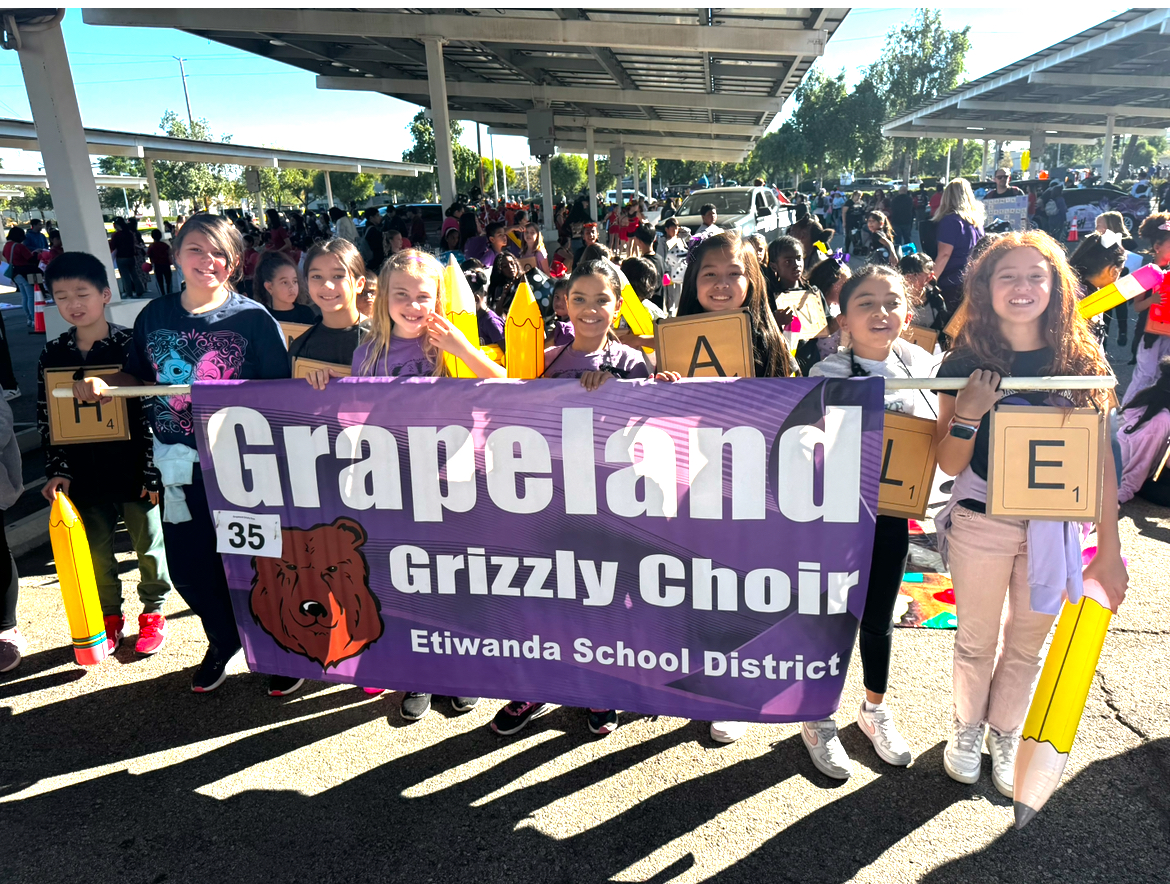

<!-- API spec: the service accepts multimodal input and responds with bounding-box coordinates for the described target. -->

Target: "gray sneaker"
[801,719,852,780]
[944,716,986,784]
[0,629,28,673]
[986,725,1019,798]
[857,701,913,766]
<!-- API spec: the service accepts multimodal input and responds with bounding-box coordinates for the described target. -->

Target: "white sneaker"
[857,701,913,766]
[0,627,28,673]
[710,720,750,743]
[801,719,852,779]
[2,387,20,401]
[943,716,986,784]
[986,725,1019,798]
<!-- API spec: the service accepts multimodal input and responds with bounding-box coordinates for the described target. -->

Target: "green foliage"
[550,154,587,198]
[790,67,853,177]
[315,171,376,207]
[655,160,711,187]
[10,187,53,216]
[400,110,482,203]
[96,155,149,212]
[151,110,232,210]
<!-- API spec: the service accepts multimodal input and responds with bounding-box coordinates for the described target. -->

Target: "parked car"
[1062,186,1152,234]
[654,186,794,243]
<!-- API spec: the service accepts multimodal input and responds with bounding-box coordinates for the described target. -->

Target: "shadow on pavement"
[920,737,1170,884]
[3,667,1166,882]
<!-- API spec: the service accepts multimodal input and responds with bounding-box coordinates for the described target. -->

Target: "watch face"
[950,423,977,440]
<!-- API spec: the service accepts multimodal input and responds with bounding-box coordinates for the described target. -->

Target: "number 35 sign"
[214,511,283,557]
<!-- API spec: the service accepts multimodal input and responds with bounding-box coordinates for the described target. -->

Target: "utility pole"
[173,56,194,133]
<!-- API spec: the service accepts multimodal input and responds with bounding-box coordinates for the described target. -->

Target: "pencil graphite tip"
[1014,802,1038,830]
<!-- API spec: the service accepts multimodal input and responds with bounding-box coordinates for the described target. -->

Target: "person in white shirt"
[694,203,722,237]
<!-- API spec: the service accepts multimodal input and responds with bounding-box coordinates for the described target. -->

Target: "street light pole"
[173,56,195,132]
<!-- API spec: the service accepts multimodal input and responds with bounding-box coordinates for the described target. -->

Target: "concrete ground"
[1,257,1167,884]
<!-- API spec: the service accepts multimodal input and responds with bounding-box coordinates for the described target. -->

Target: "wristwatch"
[948,418,977,440]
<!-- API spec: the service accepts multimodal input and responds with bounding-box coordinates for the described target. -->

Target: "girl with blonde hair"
[932,178,986,312]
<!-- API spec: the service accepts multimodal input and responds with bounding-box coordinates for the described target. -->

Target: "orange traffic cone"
[1067,225,1078,243]
[33,283,45,333]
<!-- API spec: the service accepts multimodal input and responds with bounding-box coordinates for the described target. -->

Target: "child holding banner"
[672,231,798,744]
[352,251,505,382]
[933,231,1128,797]
[38,253,172,657]
[73,214,291,694]
[804,265,938,777]
[675,232,796,385]
[492,259,652,737]
[289,239,370,393]
[252,251,316,325]
[350,249,505,720]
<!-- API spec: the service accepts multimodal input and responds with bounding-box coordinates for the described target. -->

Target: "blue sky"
[0,6,1128,174]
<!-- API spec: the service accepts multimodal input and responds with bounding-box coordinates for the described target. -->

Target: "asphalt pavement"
[1,268,1167,884]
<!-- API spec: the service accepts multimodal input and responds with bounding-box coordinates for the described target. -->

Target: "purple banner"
[193,376,884,722]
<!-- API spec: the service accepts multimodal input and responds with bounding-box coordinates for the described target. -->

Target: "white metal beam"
[958,99,1170,120]
[884,8,1170,129]
[884,128,1097,146]
[1028,72,1170,90]
[551,141,749,162]
[81,8,828,57]
[459,111,761,138]
[485,126,753,151]
[909,119,1166,137]
[316,76,781,113]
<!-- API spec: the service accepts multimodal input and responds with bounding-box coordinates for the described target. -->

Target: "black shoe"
[1118,331,1128,347]
[267,675,305,697]
[490,701,552,735]
[191,647,238,693]
[400,692,432,720]
[451,696,480,713]
[939,480,955,494]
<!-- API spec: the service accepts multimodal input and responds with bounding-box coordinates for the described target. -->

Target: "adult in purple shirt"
[931,179,986,313]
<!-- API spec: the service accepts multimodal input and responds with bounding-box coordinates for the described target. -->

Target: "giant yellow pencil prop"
[613,267,656,338]
[1077,264,1164,319]
[505,280,545,379]
[49,491,108,665]
[1014,580,1112,828]
[442,254,481,378]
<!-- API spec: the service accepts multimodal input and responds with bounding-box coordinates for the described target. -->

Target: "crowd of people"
[0,164,1167,800]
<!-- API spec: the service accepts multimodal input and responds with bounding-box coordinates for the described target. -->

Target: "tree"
[655,160,712,188]
[864,9,971,179]
[314,171,376,208]
[401,110,482,203]
[10,187,53,218]
[96,155,149,213]
[151,110,233,210]
[843,77,888,173]
[790,67,853,180]
[753,125,808,185]
[549,154,587,198]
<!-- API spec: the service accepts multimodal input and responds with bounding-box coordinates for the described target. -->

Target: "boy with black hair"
[37,252,173,656]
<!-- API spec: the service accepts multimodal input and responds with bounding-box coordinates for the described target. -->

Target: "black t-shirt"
[984,186,1023,200]
[125,291,290,446]
[938,346,1055,494]
[288,318,370,368]
[890,192,915,224]
[270,304,318,325]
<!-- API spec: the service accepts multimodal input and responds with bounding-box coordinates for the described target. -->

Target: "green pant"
[77,499,172,618]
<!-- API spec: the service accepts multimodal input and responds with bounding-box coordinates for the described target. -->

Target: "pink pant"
[947,506,1057,733]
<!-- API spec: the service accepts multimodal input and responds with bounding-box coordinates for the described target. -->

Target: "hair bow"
[1159,220,1170,232]
[1100,229,1123,249]
[685,231,714,264]
[830,248,851,264]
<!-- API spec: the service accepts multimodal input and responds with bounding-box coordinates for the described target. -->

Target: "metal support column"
[424,38,457,208]
[15,16,122,335]
[539,155,555,244]
[586,127,598,222]
[1102,114,1115,182]
[144,157,164,235]
[324,170,334,209]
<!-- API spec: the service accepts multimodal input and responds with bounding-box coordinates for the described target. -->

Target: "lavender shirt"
[541,340,651,379]
[351,335,435,378]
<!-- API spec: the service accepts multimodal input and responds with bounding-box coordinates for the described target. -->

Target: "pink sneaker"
[104,615,125,655]
[135,613,167,655]
[362,687,385,695]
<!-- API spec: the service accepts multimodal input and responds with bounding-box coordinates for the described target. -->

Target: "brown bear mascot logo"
[250,517,384,669]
